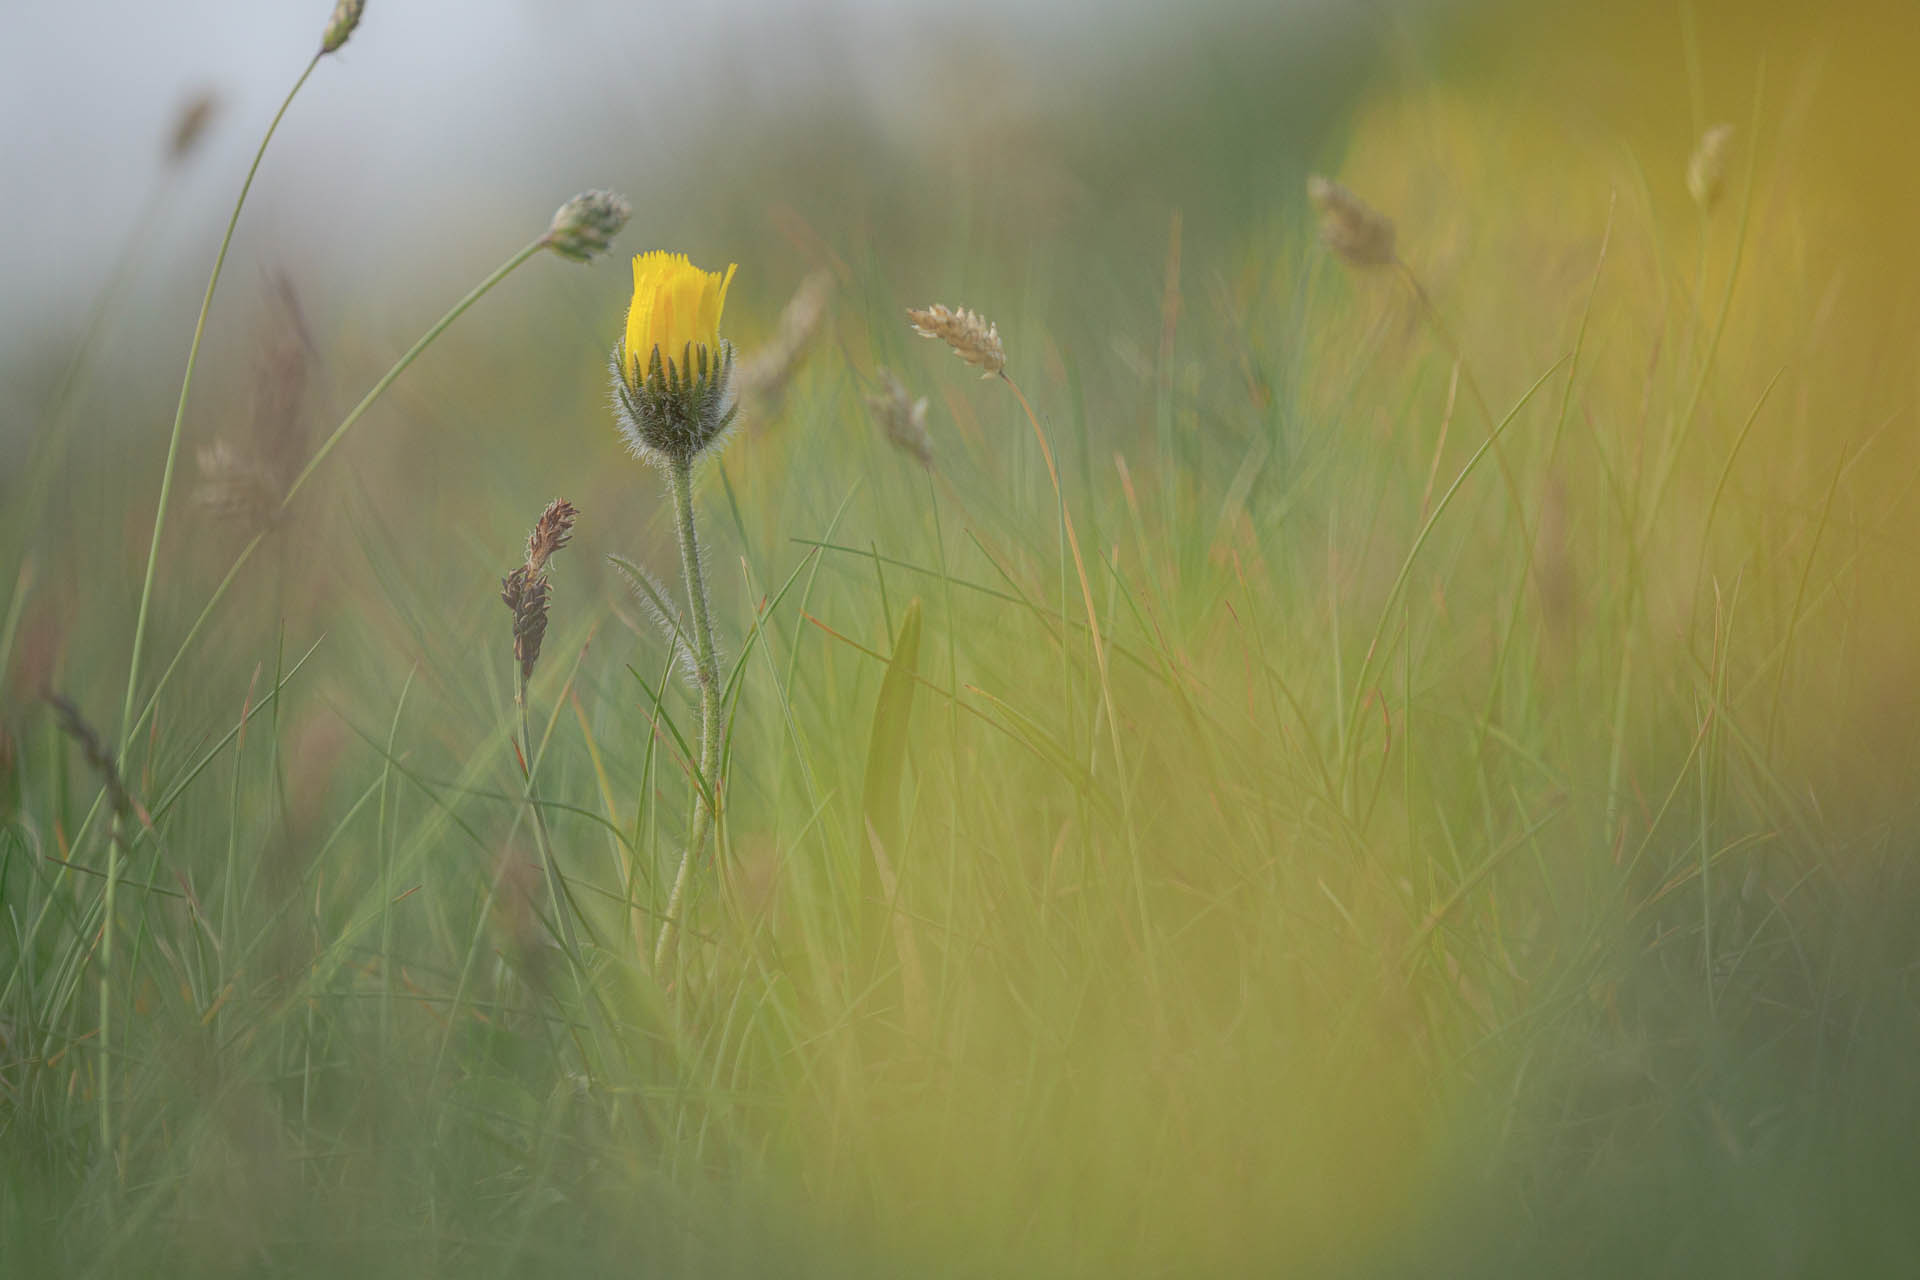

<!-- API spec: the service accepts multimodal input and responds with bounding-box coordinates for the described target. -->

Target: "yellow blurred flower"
[623,251,737,380]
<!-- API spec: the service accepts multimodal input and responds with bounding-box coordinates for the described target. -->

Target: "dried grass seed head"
[43,691,135,828]
[866,368,933,467]
[1687,123,1736,212]
[735,269,835,407]
[907,304,1006,377]
[167,90,219,164]
[194,273,314,532]
[1307,174,1397,269]
[193,441,281,529]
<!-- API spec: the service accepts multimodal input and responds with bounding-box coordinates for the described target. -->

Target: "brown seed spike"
[167,89,219,165]
[907,304,1006,378]
[502,500,578,683]
[525,499,577,576]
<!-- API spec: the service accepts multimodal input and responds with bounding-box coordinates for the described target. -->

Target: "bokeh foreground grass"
[5,2,1920,1275]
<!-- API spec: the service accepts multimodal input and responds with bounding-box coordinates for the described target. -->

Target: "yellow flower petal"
[624,251,736,379]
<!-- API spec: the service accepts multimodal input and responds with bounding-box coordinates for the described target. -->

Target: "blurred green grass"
[6,1,1920,1275]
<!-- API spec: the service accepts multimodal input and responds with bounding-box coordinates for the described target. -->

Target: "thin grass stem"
[103,52,320,1177]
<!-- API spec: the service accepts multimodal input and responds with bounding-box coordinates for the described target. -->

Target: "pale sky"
[0,0,1395,430]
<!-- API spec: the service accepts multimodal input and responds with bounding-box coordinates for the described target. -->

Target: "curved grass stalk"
[101,51,320,1173]
[78,231,546,1176]
[124,236,549,752]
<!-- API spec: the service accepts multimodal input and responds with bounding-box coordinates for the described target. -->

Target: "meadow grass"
[4,10,1920,1277]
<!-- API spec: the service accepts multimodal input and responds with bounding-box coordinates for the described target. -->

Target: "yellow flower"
[610,252,743,466]
[623,251,736,380]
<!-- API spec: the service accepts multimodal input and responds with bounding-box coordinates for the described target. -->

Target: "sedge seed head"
[525,498,577,575]
[907,304,1006,377]
[1307,174,1397,269]
[501,499,578,682]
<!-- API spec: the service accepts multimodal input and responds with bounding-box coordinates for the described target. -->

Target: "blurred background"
[5,0,1920,1275]
[5,0,1917,466]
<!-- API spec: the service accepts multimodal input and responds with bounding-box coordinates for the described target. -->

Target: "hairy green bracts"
[609,339,737,468]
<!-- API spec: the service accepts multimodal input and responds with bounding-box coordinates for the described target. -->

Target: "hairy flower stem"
[103,52,320,1174]
[654,455,721,975]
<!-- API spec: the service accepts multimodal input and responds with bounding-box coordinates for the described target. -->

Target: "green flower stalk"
[608,252,740,973]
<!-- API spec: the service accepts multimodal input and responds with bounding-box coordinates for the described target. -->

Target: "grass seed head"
[194,275,313,532]
[320,0,365,54]
[193,441,281,529]
[545,189,632,263]
[866,368,933,467]
[43,692,135,830]
[1687,123,1736,212]
[1307,174,1398,269]
[735,269,835,410]
[167,90,219,164]
[907,304,1006,377]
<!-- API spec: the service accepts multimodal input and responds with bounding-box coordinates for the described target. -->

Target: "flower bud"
[321,0,365,55]
[545,189,631,263]
[611,253,740,467]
